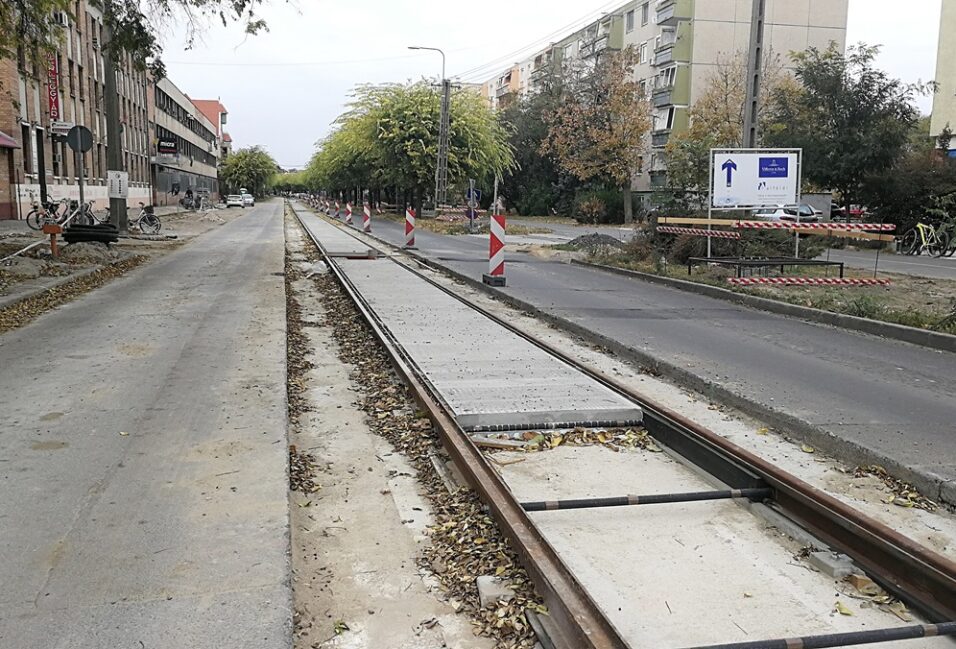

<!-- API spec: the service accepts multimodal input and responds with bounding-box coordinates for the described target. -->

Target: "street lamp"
[407,45,445,83]
[408,45,450,209]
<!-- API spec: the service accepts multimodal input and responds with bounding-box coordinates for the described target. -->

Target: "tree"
[541,46,651,222]
[498,71,578,216]
[665,51,790,193]
[764,44,930,212]
[220,146,278,197]
[306,81,515,216]
[1,0,269,76]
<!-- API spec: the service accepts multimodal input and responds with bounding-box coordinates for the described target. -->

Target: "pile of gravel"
[566,233,626,252]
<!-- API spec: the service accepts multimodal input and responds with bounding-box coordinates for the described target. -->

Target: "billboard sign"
[711,149,800,208]
[157,138,178,155]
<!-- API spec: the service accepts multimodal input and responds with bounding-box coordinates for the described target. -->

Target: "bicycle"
[26,197,69,230]
[899,222,949,257]
[131,202,162,234]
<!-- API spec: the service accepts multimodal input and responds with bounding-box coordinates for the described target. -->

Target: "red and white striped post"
[334,201,340,218]
[362,202,372,233]
[344,202,353,224]
[483,212,506,287]
[404,207,417,249]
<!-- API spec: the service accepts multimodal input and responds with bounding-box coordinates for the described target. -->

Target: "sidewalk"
[0,203,291,648]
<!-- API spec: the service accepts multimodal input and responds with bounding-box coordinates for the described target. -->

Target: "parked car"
[241,193,255,207]
[751,204,822,223]
[225,194,244,208]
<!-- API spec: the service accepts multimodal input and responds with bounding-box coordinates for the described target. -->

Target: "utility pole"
[436,78,451,208]
[742,0,766,148]
[103,7,127,231]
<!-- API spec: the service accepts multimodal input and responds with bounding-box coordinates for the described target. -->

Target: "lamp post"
[408,45,450,210]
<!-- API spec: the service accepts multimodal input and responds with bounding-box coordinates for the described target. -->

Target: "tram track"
[290,202,956,649]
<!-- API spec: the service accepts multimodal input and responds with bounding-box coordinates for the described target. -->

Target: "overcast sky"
[159,0,943,169]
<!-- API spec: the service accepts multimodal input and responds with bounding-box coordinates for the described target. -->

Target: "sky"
[158,0,943,169]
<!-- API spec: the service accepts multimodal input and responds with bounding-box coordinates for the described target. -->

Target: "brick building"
[0,1,153,219]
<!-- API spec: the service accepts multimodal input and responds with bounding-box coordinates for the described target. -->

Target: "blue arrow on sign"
[722,159,738,187]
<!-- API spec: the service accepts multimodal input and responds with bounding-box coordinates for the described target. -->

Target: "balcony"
[495,85,512,98]
[649,170,668,189]
[651,129,671,147]
[654,45,674,66]
[652,87,672,108]
[656,0,691,26]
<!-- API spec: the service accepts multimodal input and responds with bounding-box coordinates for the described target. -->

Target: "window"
[639,79,647,96]
[639,42,648,64]
[666,106,676,130]
[641,2,649,25]
[626,10,635,32]
[21,125,33,174]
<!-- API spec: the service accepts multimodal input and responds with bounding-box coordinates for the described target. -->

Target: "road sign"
[711,149,800,208]
[51,121,74,137]
[466,188,482,202]
[108,170,129,199]
[66,125,93,153]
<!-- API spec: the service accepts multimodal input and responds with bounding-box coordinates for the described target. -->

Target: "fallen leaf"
[333,620,349,635]
[119,431,129,436]
[801,444,815,453]
[756,427,769,435]
[835,600,854,616]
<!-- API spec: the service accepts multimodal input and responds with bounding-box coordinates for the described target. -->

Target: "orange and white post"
[482,212,506,287]
[404,207,416,249]
[362,203,372,233]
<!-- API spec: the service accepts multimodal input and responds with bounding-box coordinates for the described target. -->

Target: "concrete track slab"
[0,202,291,648]
[337,217,956,503]
[291,203,375,257]
[329,255,642,431]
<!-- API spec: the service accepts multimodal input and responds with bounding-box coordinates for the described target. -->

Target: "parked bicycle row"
[25,197,162,235]
[898,218,956,257]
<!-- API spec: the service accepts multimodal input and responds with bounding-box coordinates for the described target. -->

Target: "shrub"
[573,189,625,224]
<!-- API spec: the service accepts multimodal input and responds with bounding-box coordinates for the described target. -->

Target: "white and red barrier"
[732,221,896,232]
[362,203,372,233]
[483,213,506,286]
[657,226,741,240]
[334,201,341,218]
[404,207,416,248]
[727,277,891,287]
[344,202,353,224]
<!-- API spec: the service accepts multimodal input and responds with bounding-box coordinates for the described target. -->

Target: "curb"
[301,203,956,507]
[0,266,102,312]
[571,260,956,355]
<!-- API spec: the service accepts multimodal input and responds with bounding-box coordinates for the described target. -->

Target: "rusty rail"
[293,204,631,649]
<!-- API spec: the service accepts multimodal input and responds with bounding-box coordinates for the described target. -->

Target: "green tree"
[220,146,278,197]
[764,44,931,212]
[306,81,515,216]
[2,0,269,75]
[541,46,651,222]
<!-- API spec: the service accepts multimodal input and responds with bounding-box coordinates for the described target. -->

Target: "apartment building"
[931,0,956,151]
[0,1,153,219]
[480,0,848,196]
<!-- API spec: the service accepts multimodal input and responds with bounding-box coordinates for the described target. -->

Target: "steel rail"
[292,206,632,649]
[296,203,956,624]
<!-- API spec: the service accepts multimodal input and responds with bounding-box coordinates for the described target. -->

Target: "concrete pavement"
[0,202,291,647]
[339,214,956,505]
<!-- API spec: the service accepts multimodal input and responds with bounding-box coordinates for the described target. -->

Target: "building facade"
[150,78,220,207]
[0,1,153,220]
[931,0,956,150]
[480,0,848,196]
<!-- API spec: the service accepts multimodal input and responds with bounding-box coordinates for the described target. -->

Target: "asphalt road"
[0,203,291,648]
[820,248,956,281]
[348,214,956,503]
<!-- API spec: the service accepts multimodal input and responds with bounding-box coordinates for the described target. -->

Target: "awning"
[0,130,19,149]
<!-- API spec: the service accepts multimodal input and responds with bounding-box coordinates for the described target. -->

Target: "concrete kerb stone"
[571,260,956,355]
[398,253,954,509]
[0,265,102,311]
